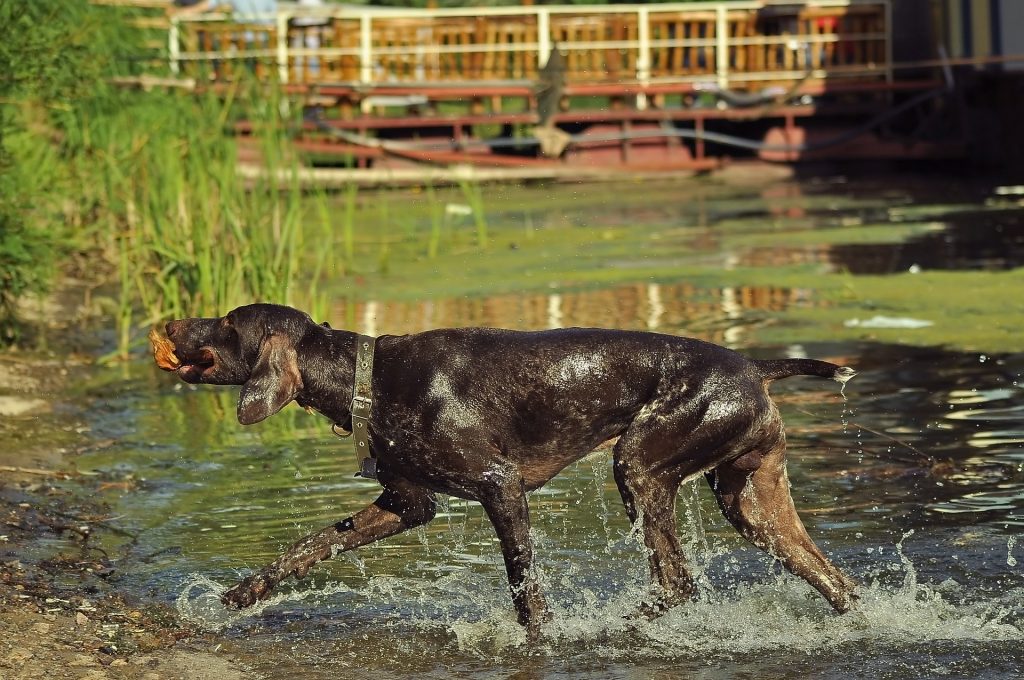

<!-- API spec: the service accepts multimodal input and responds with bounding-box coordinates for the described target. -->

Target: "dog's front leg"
[222,479,435,608]
[479,472,549,642]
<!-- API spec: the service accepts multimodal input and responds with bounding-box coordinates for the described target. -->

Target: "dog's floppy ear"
[237,332,303,425]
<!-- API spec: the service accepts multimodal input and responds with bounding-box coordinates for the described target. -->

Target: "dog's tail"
[753,358,856,385]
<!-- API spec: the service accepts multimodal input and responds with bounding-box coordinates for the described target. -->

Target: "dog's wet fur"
[164,303,858,639]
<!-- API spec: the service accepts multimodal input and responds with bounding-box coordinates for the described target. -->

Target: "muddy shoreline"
[0,294,254,679]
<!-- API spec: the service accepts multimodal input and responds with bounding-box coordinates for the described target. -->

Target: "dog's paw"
[221,572,276,609]
[627,584,696,621]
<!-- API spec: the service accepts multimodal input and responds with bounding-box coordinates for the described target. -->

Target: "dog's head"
[165,303,316,425]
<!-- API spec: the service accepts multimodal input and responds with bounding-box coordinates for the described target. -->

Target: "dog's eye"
[219,316,238,342]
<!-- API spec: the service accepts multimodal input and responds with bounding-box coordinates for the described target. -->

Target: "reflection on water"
[337,281,814,348]
[829,345,1024,528]
[833,208,1024,274]
[73,176,1024,678]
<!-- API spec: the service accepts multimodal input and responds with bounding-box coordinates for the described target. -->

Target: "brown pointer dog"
[161,303,858,639]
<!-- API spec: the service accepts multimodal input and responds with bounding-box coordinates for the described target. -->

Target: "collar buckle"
[351,394,372,418]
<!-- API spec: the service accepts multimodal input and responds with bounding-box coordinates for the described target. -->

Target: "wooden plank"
[130,17,171,30]
[90,0,168,7]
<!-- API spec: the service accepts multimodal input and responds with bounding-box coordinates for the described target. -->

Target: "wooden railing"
[168,1,890,91]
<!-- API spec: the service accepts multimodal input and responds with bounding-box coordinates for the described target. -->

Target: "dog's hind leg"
[612,434,695,617]
[613,387,788,618]
[222,477,436,609]
[705,438,858,613]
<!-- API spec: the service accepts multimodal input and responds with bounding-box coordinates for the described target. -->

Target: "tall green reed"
[91,80,499,360]
[425,181,445,259]
[85,81,338,359]
[456,178,489,248]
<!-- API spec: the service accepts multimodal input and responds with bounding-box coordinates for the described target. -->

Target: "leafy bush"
[0,2,98,341]
[0,0,146,343]
[0,215,56,342]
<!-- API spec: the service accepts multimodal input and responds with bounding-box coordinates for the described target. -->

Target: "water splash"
[1009,535,1018,568]
[588,456,613,553]
[180,534,1024,663]
[176,574,353,631]
[896,529,917,591]
[398,555,1024,661]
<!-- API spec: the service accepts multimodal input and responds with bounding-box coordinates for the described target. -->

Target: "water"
[72,175,1023,677]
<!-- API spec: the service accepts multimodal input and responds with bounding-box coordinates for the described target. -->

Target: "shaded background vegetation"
[0,1,103,341]
[0,1,335,353]
[1,1,143,342]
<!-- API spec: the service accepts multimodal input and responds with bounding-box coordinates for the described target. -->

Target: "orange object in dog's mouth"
[148,328,217,379]
[149,328,180,371]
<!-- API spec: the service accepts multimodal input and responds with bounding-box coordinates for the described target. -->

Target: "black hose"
[303,86,948,157]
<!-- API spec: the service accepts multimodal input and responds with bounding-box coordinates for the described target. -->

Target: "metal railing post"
[169,17,180,74]
[716,4,728,90]
[360,12,373,113]
[637,7,650,110]
[277,10,289,84]
[538,8,550,68]
[360,13,373,84]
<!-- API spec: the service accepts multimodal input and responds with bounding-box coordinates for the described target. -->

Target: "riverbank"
[0,287,254,680]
